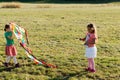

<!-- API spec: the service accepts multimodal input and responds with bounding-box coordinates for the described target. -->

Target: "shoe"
[15,63,20,68]
[4,62,9,67]
[90,69,96,73]
[85,67,91,71]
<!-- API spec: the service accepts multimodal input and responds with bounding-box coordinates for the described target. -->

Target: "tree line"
[0,0,120,3]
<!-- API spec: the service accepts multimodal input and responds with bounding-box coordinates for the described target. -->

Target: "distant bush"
[1,2,21,8]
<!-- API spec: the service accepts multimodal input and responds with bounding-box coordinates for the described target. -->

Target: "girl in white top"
[80,23,98,73]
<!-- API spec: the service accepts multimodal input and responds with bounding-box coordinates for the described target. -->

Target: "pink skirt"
[5,45,17,56]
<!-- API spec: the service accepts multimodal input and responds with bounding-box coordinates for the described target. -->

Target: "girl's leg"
[90,58,95,70]
[6,56,11,63]
[88,58,92,69]
[13,56,18,64]
[13,56,19,67]
[85,58,92,71]
[4,56,11,67]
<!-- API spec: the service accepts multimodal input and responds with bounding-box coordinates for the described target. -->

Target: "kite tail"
[40,60,57,68]
[11,22,57,68]
[20,43,32,53]
[20,42,57,68]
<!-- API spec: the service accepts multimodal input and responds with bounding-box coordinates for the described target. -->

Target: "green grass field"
[0,2,120,80]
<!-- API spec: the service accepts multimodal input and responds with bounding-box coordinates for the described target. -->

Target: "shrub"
[1,2,21,8]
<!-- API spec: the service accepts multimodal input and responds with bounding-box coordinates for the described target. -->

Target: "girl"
[80,23,98,73]
[4,24,19,68]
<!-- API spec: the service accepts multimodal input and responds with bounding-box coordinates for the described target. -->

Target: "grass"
[0,2,120,80]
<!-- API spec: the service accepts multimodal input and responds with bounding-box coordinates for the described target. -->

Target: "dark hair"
[87,23,98,42]
[87,23,95,33]
[87,23,94,28]
[4,24,10,31]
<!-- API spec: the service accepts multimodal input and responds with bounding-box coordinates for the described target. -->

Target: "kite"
[10,22,56,68]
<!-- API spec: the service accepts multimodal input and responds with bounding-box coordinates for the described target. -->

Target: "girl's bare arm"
[79,36,86,41]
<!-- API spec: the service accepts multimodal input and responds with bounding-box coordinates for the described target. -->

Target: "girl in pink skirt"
[80,23,98,73]
[4,24,19,67]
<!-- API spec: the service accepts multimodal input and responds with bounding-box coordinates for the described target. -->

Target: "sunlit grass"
[0,2,120,80]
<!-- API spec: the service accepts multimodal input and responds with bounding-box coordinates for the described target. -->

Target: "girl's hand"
[79,38,82,41]
[79,38,85,41]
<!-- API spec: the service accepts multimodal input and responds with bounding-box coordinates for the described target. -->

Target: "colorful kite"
[10,23,56,68]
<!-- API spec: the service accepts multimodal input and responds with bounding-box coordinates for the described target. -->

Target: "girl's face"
[6,28,11,32]
[87,27,94,33]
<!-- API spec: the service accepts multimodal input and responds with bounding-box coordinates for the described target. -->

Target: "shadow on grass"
[0,66,15,72]
[52,70,88,80]
[0,62,35,72]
